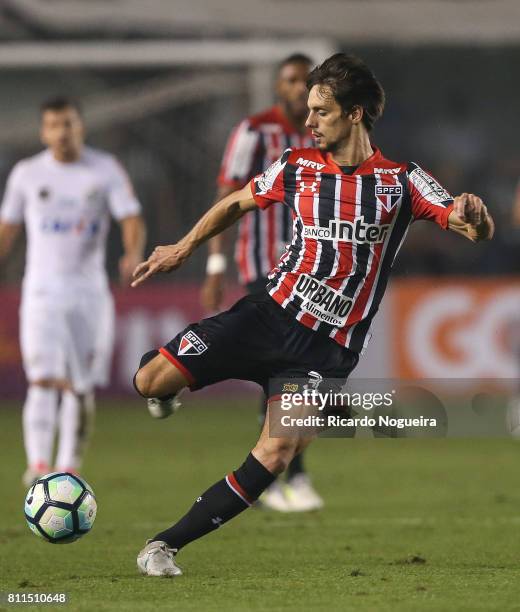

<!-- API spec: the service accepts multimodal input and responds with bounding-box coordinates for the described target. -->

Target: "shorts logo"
[375,184,403,212]
[306,371,323,390]
[178,331,208,356]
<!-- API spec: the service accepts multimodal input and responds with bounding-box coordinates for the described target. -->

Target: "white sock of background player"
[55,390,95,472]
[23,385,58,471]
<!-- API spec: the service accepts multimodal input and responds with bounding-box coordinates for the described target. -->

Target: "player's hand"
[453,193,487,227]
[119,253,142,286]
[201,273,225,312]
[131,243,190,287]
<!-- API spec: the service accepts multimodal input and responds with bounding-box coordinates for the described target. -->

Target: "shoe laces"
[146,540,177,558]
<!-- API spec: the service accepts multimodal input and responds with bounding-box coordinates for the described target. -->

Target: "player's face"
[305,85,354,152]
[40,107,84,162]
[276,62,310,118]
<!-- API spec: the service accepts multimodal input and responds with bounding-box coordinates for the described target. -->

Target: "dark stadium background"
[0,49,518,283]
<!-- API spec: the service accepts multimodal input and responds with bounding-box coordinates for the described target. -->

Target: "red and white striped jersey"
[250,146,454,353]
[218,106,313,284]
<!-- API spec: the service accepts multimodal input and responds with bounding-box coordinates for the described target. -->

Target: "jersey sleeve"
[407,162,454,229]
[250,149,291,210]
[105,157,142,221]
[0,162,26,224]
[217,119,260,189]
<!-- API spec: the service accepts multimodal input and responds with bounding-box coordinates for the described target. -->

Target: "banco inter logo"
[303,217,390,244]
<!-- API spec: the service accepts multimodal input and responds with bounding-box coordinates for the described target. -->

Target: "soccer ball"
[24,472,97,544]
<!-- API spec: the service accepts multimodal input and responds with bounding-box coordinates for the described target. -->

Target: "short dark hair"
[307,53,385,131]
[278,53,313,73]
[40,96,82,116]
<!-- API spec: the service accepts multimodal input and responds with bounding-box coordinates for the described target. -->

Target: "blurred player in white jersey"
[0,97,145,486]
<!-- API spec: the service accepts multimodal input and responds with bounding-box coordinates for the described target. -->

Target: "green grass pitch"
[1,396,519,611]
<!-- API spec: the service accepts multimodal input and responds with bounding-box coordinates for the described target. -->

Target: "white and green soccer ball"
[24,472,97,544]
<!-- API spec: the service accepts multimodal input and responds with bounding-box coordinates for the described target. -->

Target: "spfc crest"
[375,184,402,212]
[178,330,208,356]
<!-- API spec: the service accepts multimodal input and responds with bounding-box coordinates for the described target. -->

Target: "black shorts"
[160,292,359,400]
[245,277,268,295]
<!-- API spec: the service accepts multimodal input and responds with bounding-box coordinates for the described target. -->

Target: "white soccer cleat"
[285,474,325,512]
[147,391,183,419]
[258,481,293,512]
[137,540,182,577]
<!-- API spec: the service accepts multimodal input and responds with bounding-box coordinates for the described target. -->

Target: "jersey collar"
[323,145,384,175]
[43,147,86,167]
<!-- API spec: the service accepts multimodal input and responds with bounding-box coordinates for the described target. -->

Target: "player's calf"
[252,401,315,474]
[22,384,59,486]
[252,437,301,475]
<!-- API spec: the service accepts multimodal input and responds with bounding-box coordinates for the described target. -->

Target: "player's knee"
[133,349,188,398]
[133,366,156,398]
[253,438,299,475]
[31,378,68,390]
[133,350,160,397]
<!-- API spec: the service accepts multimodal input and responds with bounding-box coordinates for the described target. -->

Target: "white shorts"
[20,288,115,393]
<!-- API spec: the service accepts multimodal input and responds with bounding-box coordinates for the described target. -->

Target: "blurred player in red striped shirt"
[201,53,323,512]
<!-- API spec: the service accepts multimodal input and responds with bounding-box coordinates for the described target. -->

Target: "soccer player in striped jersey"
[132,53,494,577]
[201,53,322,513]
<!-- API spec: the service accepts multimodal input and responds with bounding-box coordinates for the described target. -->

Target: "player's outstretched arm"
[447,193,494,242]
[201,184,238,312]
[131,184,257,287]
[0,222,22,264]
[118,214,146,285]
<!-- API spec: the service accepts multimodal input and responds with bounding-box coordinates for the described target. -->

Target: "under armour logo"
[299,181,317,193]
[196,496,202,502]
[211,516,223,527]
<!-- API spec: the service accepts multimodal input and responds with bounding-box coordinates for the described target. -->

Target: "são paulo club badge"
[375,184,403,212]
[178,330,208,356]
